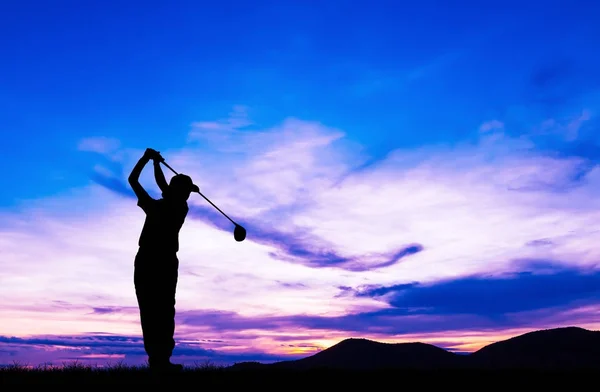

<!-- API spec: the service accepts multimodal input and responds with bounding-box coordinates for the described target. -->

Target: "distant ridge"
[470,326,600,369]
[270,338,463,370]
[230,327,600,370]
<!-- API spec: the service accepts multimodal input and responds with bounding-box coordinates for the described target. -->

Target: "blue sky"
[2,0,600,366]
[2,0,599,205]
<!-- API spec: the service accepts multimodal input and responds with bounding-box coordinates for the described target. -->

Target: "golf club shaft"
[160,160,237,226]
[195,190,236,226]
[160,160,178,175]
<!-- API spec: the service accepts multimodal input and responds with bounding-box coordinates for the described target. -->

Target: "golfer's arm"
[128,156,150,199]
[153,160,169,193]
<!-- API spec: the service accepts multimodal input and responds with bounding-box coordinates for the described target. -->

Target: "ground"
[0,364,597,387]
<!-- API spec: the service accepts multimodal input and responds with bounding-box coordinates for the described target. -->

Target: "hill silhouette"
[231,326,600,370]
[271,339,464,370]
[470,326,600,369]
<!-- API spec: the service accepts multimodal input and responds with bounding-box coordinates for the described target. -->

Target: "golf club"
[160,160,246,242]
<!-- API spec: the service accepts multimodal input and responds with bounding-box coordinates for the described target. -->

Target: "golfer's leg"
[136,290,158,360]
[135,266,153,359]
[134,259,162,365]
[167,266,178,356]
[155,265,178,361]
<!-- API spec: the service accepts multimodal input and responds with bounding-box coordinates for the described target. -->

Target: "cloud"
[0,334,297,366]
[89,168,135,199]
[173,261,600,337]
[83,118,422,272]
[479,120,504,133]
[84,111,600,276]
[348,50,461,97]
[91,306,135,315]
[277,282,308,289]
[354,260,600,317]
[63,111,600,287]
[188,105,253,143]
[532,110,594,143]
[85,158,425,272]
[175,272,600,352]
[78,137,121,155]
[256,235,424,272]
[5,107,600,366]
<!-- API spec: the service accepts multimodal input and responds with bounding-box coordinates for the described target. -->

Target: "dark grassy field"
[0,363,597,387]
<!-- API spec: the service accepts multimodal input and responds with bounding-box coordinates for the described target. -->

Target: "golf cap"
[170,174,199,193]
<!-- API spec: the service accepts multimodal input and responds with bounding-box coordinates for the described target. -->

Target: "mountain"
[270,338,464,370]
[230,327,600,370]
[469,326,600,369]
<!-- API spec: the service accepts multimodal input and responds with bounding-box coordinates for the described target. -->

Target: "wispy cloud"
[0,334,296,366]
[188,105,253,143]
[78,137,121,155]
[479,120,504,133]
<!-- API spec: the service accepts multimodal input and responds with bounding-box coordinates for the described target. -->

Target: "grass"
[1,361,598,386]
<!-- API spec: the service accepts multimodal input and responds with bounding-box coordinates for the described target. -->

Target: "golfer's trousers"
[134,248,179,364]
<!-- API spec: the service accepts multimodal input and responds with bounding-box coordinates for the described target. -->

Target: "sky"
[1,0,600,367]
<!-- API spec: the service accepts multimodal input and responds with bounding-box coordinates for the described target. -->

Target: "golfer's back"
[137,197,189,254]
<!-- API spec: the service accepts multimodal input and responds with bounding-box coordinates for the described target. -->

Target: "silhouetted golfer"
[128,148,199,372]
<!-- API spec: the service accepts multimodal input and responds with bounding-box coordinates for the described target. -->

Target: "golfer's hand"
[144,148,164,162]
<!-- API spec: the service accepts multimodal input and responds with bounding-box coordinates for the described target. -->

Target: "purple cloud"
[91,306,134,315]
[353,260,600,316]
[176,261,600,336]
[0,334,299,366]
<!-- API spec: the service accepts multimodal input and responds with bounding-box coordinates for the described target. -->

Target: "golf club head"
[234,224,246,242]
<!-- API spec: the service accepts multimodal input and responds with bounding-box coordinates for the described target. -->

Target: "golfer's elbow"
[128,175,139,186]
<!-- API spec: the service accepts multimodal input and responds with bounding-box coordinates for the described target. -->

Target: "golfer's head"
[166,174,199,201]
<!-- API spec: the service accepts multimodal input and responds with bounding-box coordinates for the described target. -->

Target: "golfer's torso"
[138,199,188,253]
